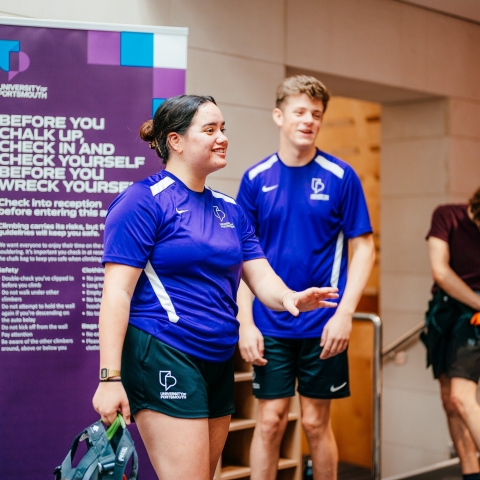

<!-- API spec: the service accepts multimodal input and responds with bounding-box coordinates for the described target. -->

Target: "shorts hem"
[298,390,350,400]
[131,404,211,419]
[446,372,480,383]
[253,393,295,400]
[131,405,235,419]
[209,408,235,419]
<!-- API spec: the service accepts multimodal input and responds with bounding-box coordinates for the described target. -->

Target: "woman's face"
[179,102,228,176]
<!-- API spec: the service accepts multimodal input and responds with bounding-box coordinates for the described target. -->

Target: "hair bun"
[139,119,155,143]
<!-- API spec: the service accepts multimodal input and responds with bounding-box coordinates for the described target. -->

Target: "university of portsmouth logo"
[159,370,187,400]
[213,206,225,222]
[0,39,30,80]
[213,205,235,229]
[310,178,329,201]
[159,370,177,391]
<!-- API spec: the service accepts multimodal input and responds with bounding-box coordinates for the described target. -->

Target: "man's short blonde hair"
[276,75,331,111]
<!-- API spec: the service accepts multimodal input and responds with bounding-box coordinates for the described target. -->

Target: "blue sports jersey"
[237,149,372,338]
[102,170,265,362]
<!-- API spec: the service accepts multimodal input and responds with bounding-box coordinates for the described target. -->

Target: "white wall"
[1,0,479,476]
[0,0,284,197]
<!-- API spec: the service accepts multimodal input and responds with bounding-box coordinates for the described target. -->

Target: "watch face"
[100,368,108,379]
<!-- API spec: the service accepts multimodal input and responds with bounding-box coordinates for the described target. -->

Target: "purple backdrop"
[0,21,186,479]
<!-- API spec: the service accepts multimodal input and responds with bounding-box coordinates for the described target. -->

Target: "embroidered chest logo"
[213,205,235,229]
[310,178,329,201]
[159,370,187,400]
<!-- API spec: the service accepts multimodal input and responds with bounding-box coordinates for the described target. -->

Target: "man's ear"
[167,132,182,154]
[272,108,283,128]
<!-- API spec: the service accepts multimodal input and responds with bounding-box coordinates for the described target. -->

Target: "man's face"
[273,93,324,151]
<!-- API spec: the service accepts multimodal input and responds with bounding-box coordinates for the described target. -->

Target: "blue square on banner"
[152,98,166,117]
[120,32,153,67]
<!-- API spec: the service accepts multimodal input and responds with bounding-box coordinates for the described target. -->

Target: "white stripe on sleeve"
[330,231,344,288]
[248,154,278,180]
[150,176,175,196]
[144,261,179,323]
[315,155,345,179]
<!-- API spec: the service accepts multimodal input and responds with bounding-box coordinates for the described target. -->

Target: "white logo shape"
[91,425,99,432]
[176,208,188,214]
[213,206,225,222]
[330,382,347,392]
[159,370,177,391]
[262,185,279,193]
[311,178,325,194]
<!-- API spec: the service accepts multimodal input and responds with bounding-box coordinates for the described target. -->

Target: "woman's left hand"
[282,287,338,316]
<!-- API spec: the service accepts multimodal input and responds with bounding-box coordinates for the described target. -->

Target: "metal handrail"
[353,312,382,480]
[382,321,424,359]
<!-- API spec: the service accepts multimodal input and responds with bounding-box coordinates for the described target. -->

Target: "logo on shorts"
[310,178,329,201]
[159,370,177,391]
[159,370,187,400]
[330,382,347,393]
[213,205,235,229]
[252,370,260,389]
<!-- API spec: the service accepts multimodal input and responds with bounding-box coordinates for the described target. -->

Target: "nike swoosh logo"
[176,208,188,214]
[330,382,347,392]
[262,185,279,193]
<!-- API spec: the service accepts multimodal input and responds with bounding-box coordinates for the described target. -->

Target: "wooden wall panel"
[316,96,381,296]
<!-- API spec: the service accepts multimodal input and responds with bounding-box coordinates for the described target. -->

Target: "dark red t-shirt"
[426,204,480,291]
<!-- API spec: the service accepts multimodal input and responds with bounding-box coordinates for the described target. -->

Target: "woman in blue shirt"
[92,94,338,480]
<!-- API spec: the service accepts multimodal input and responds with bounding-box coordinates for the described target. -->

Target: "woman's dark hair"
[139,95,216,163]
[469,186,480,222]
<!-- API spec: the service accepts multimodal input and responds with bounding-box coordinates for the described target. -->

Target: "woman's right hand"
[92,381,131,425]
[239,322,268,366]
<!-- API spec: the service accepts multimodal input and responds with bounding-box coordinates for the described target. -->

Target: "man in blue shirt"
[236,76,375,480]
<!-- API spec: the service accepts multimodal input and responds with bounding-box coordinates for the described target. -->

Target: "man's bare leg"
[300,396,338,480]
[439,375,480,474]
[250,398,290,480]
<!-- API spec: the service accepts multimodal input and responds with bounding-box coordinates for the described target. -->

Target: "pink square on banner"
[87,31,120,65]
[153,68,186,98]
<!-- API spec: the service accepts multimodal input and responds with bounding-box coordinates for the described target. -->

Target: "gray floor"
[337,461,463,479]
[397,463,462,480]
[338,462,372,480]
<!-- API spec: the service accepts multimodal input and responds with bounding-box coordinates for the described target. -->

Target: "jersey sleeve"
[426,206,450,243]
[102,183,160,268]
[340,167,373,239]
[239,206,265,261]
[236,172,259,233]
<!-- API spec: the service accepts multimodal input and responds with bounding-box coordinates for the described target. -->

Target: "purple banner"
[0,19,187,479]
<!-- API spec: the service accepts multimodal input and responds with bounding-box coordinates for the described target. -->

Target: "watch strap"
[100,368,121,381]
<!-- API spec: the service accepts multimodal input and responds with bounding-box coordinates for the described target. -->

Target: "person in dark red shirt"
[423,187,480,480]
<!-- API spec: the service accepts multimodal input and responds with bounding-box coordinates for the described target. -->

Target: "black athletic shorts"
[122,325,235,419]
[422,291,480,383]
[252,336,350,399]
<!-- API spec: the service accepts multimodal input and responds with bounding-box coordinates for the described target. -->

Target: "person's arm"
[320,233,375,359]
[92,263,142,425]
[242,256,338,315]
[237,279,267,366]
[428,236,480,310]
